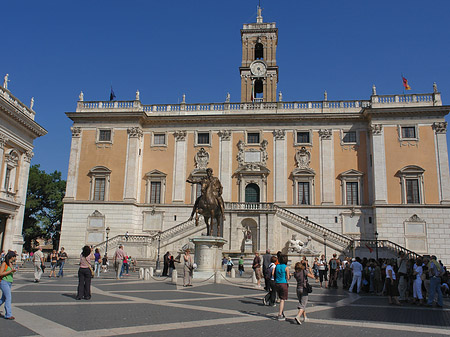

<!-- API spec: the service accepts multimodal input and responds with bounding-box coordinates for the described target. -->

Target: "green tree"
[23,164,66,251]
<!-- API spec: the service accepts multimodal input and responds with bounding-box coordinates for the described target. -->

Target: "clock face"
[250,61,266,77]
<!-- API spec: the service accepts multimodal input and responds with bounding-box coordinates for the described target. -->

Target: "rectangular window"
[402,127,416,139]
[296,132,310,144]
[153,133,166,145]
[93,178,106,201]
[197,132,210,145]
[4,167,11,190]
[99,130,111,142]
[150,182,162,204]
[346,182,359,205]
[247,132,260,144]
[406,179,420,204]
[343,131,356,143]
[298,182,310,205]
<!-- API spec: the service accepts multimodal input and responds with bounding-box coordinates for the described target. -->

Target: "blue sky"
[2,0,450,178]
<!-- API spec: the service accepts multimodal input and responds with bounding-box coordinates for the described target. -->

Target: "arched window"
[255,43,263,60]
[245,183,260,203]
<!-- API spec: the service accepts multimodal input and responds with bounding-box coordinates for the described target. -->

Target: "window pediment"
[396,165,425,177]
[88,166,111,176]
[145,169,167,179]
[338,169,364,179]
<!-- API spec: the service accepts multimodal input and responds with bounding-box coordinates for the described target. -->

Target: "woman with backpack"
[262,255,277,306]
[293,261,315,325]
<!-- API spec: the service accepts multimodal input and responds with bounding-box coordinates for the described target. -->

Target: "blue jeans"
[94,261,101,277]
[0,280,12,318]
[427,276,443,306]
[57,261,65,277]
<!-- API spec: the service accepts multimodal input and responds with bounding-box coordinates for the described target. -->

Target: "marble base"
[244,240,253,253]
[190,236,227,278]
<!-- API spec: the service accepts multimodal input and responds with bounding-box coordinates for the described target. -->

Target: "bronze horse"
[194,180,223,237]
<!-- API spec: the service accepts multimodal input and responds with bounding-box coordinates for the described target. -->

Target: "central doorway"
[245,183,260,203]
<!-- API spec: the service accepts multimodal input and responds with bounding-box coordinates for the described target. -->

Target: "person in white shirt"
[412,258,424,305]
[385,259,401,305]
[348,257,363,293]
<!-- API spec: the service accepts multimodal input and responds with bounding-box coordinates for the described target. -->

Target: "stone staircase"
[94,203,420,260]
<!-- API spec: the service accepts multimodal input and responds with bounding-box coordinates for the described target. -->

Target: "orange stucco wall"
[334,130,369,205]
[384,126,439,204]
[76,130,127,201]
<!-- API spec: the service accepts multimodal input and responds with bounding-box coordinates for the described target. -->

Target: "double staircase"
[95,202,419,260]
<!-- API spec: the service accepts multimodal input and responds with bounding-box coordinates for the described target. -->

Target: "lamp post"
[375,231,379,260]
[156,231,162,272]
[105,227,110,256]
[323,233,327,262]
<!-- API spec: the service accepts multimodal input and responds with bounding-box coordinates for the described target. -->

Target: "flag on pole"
[365,243,374,253]
[402,76,411,90]
[110,86,116,101]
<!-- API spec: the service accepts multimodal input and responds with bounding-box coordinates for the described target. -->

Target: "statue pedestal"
[244,240,253,253]
[190,236,227,279]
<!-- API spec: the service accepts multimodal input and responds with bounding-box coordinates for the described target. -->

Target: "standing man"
[162,251,170,276]
[252,252,263,288]
[262,249,272,291]
[57,247,68,277]
[427,255,444,308]
[33,246,44,283]
[349,257,363,293]
[397,251,408,302]
[328,253,339,289]
[125,231,129,242]
[114,245,126,280]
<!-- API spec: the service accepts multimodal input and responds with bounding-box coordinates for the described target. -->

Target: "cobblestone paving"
[1,269,449,337]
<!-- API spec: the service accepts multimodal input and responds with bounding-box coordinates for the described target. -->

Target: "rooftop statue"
[187,168,225,236]
[3,74,9,89]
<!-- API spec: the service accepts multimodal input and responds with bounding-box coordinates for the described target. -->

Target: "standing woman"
[293,261,315,324]
[183,249,193,287]
[0,251,17,320]
[49,249,58,278]
[385,259,401,305]
[94,248,101,278]
[274,254,290,321]
[317,255,327,288]
[77,246,94,300]
[412,257,424,305]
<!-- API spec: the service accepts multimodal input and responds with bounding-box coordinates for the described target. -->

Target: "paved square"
[2,268,449,337]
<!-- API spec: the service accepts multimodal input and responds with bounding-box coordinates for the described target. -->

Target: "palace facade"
[60,9,450,264]
[0,82,47,253]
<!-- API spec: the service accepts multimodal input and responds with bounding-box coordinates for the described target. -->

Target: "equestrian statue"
[187,168,225,236]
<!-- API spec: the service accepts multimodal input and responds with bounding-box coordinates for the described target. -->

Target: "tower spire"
[257,4,263,23]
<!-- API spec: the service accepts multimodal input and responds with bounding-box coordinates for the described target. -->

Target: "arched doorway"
[245,183,260,203]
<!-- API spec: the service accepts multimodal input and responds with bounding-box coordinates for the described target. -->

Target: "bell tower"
[240,7,279,103]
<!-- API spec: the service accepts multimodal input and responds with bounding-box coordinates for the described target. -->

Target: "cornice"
[363,105,450,118]
[0,102,47,138]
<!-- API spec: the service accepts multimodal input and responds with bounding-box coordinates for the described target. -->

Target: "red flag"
[402,76,411,90]
[365,243,374,253]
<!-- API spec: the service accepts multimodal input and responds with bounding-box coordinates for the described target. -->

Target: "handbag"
[84,256,95,277]
[306,282,313,294]
[41,263,46,273]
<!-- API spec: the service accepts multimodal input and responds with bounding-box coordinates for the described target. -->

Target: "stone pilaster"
[65,127,82,200]
[123,127,143,201]
[0,133,9,175]
[273,129,287,204]
[369,124,388,204]
[218,130,232,201]
[432,122,450,204]
[319,129,335,205]
[172,131,187,203]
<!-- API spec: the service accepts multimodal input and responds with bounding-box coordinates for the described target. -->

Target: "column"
[123,127,143,201]
[0,134,8,181]
[218,130,232,201]
[433,122,450,204]
[1,215,14,252]
[273,129,287,204]
[9,151,33,252]
[172,131,187,203]
[65,127,82,200]
[370,124,388,204]
[319,129,335,205]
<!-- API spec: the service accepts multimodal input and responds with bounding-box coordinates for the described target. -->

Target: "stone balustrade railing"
[353,239,421,259]
[75,92,441,114]
[159,218,198,241]
[274,205,353,249]
[226,202,275,211]
[0,85,36,120]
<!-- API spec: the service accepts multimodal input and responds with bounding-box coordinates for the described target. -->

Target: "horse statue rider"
[187,168,225,236]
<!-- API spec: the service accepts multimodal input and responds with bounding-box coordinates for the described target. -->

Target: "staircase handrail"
[94,234,155,251]
[353,239,422,259]
[273,205,353,248]
[159,218,199,242]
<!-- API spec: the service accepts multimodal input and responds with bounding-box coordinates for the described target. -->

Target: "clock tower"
[240,7,279,103]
